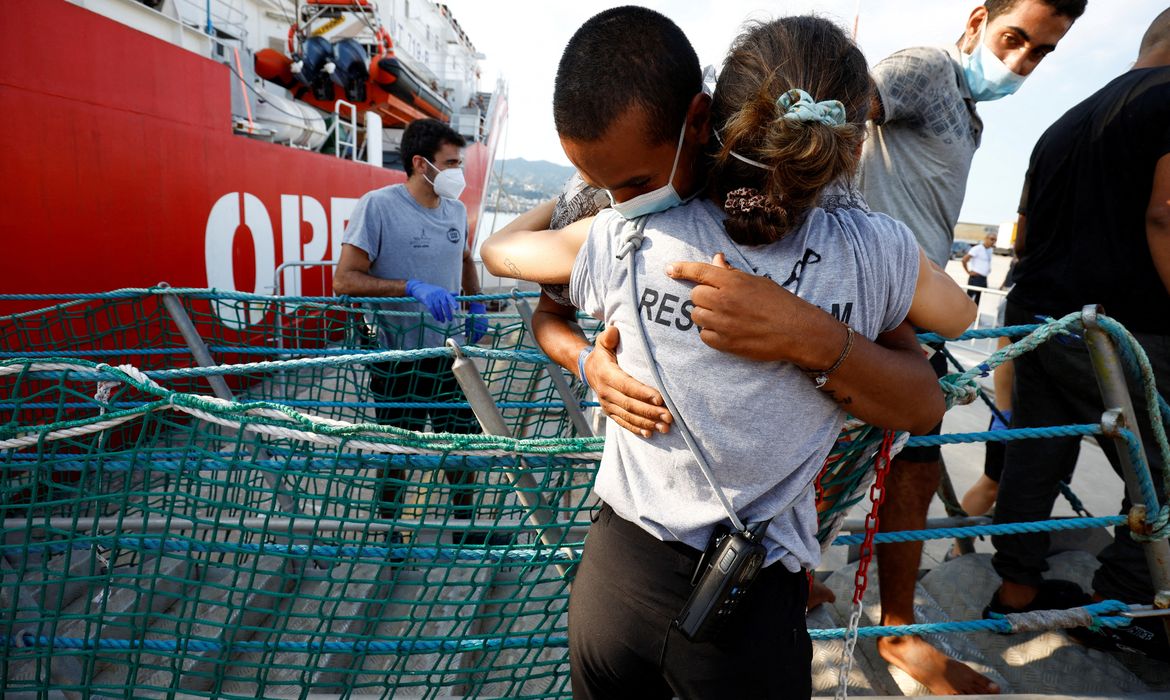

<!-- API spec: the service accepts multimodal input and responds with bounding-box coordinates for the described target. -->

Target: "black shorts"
[896,345,948,463]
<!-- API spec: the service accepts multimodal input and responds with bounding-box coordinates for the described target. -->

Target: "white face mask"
[960,17,1028,102]
[606,118,689,220]
[423,158,466,200]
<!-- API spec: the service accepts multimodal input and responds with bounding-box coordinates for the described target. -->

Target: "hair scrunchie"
[777,88,846,127]
[725,187,774,216]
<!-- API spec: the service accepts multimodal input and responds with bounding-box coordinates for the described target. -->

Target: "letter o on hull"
[205,192,276,328]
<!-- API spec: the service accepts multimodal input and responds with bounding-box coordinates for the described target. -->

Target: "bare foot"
[878,635,1000,695]
[807,578,836,610]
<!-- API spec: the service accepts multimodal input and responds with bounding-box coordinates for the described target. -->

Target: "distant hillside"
[490,158,576,211]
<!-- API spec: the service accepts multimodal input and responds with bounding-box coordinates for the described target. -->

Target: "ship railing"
[174,0,249,40]
[482,83,504,144]
[272,260,340,299]
[453,106,483,143]
[322,99,361,161]
[271,260,342,351]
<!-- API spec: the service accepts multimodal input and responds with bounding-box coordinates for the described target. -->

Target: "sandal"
[983,578,1090,619]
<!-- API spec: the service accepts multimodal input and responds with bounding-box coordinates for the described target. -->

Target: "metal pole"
[446,340,574,579]
[840,514,991,535]
[156,283,317,570]
[937,455,976,555]
[1081,305,1170,639]
[512,294,593,438]
[158,284,233,402]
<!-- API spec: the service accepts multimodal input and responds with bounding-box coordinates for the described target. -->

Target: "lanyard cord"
[616,217,748,533]
[615,215,823,538]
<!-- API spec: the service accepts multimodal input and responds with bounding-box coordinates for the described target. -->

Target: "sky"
[441,0,1162,226]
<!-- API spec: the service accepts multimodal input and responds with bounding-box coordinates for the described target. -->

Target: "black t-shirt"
[1009,66,1170,334]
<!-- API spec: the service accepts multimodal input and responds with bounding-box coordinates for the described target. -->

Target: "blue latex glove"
[405,279,457,323]
[465,302,488,343]
[990,409,1012,432]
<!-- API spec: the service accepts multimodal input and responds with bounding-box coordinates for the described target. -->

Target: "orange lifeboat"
[254,0,452,128]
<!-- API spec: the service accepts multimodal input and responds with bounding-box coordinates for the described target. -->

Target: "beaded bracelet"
[804,326,854,389]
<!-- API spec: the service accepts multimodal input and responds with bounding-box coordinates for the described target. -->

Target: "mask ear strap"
[966,14,988,54]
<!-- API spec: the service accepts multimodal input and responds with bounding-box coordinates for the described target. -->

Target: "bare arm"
[960,249,973,276]
[1147,153,1170,293]
[480,199,592,283]
[461,244,481,295]
[1014,214,1027,256]
[665,257,944,434]
[333,243,407,296]
[908,247,977,338]
[531,293,672,438]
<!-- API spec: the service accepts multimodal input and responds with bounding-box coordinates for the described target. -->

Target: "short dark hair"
[984,0,1087,22]
[401,118,465,176]
[1139,7,1170,58]
[553,6,700,144]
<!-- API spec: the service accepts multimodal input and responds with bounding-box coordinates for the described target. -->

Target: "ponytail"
[710,17,872,246]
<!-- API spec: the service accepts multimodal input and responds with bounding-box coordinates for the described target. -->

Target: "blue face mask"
[960,18,1027,102]
[606,118,690,219]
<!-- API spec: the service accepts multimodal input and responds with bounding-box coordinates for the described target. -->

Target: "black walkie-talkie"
[674,522,768,642]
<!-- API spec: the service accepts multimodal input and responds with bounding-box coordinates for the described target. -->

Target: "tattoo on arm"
[504,258,522,278]
[820,387,854,406]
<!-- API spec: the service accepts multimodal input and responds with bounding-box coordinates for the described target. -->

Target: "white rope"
[0,362,99,375]
[1,397,605,459]
[1003,606,1095,633]
[2,358,605,459]
[93,381,118,415]
[0,414,143,449]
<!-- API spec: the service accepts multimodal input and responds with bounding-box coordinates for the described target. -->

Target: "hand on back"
[587,326,673,438]
[665,253,817,363]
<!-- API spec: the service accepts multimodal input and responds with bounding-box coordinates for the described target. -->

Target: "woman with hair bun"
[484,14,974,697]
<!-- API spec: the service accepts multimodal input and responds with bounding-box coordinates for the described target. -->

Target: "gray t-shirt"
[858,45,984,267]
[342,184,468,350]
[569,197,919,571]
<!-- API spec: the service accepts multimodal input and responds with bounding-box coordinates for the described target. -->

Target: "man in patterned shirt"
[856,0,1085,694]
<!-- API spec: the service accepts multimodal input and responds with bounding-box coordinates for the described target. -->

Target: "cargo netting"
[0,288,907,698]
[0,289,607,698]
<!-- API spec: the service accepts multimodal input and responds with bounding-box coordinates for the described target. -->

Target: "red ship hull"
[0,1,499,312]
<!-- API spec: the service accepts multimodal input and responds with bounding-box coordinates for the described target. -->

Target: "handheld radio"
[674,521,769,642]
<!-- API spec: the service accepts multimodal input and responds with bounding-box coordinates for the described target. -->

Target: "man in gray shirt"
[856,0,1084,693]
[334,118,487,526]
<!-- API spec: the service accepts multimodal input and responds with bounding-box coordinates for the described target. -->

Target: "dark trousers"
[568,504,811,700]
[369,357,480,520]
[992,300,1169,603]
[967,273,989,305]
